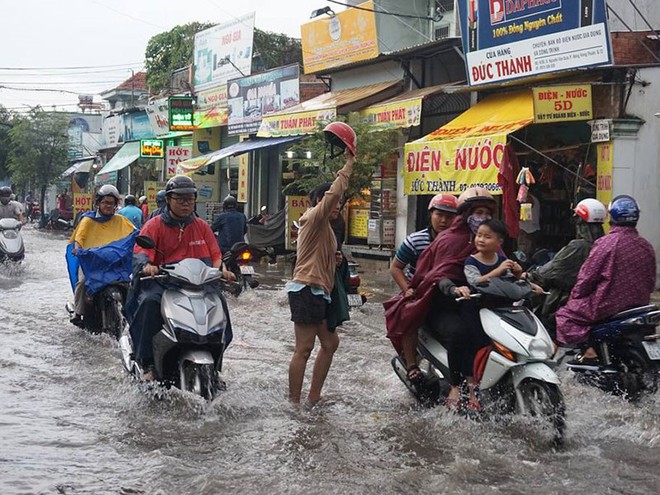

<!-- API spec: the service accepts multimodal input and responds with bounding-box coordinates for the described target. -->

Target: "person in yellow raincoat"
[68,185,135,326]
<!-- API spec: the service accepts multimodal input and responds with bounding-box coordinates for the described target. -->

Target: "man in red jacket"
[129,175,235,381]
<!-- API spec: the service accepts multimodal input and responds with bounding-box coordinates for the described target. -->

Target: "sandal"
[407,365,423,385]
[568,352,599,366]
[444,396,461,413]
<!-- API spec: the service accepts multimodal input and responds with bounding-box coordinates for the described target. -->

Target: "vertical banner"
[73,193,93,219]
[166,146,192,178]
[596,141,613,232]
[237,153,249,203]
[144,181,166,214]
[285,195,311,250]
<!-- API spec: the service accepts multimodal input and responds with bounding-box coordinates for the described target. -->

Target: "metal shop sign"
[169,96,195,131]
[258,108,337,138]
[194,86,228,129]
[360,97,423,130]
[227,64,300,136]
[532,85,592,123]
[145,97,170,136]
[590,119,610,143]
[458,0,612,86]
[140,139,164,158]
[403,136,508,196]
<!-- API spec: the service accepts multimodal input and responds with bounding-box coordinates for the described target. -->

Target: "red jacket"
[135,215,221,266]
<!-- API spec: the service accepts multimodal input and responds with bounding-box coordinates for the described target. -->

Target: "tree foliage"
[145,22,214,94]
[144,24,303,94]
[0,105,13,179]
[283,114,402,200]
[7,108,69,205]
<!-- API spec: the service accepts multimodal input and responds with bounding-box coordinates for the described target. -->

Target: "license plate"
[642,340,660,360]
[239,265,255,275]
[347,294,363,307]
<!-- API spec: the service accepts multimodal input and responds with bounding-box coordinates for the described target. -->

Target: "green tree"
[144,24,303,94]
[0,105,14,179]
[145,22,214,94]
[283,114,402,200]
[7,108,69,212]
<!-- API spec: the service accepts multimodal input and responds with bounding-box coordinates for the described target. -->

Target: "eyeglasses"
[98,200,117,207]
[170,196,195,205]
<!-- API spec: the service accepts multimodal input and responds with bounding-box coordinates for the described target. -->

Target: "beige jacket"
[292,162,352,295]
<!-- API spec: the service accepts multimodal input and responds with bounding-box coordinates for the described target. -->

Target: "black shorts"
[288,286,328,325]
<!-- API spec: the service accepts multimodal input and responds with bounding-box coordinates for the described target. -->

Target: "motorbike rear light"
[240,251,253,262]
[493,341,517,362]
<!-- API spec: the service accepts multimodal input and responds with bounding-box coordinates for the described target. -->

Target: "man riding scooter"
[66,185,136,327]
[0,186,25,223]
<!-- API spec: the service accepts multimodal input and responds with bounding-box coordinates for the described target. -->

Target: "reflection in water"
[0,226,658,494]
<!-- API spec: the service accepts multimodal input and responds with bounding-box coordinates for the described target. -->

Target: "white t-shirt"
[0,200,23,219]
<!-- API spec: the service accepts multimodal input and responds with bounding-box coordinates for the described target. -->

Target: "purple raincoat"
[556,226,656,345]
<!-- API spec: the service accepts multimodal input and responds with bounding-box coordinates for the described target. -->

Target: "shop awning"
[61,157,95,178]
[359,83,459,130]
[402,89,534,196]
[95,141,141,175]
[257,80,403,138]
[177,136,302,175]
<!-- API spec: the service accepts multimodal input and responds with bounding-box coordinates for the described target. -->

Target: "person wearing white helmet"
[526,198,607,335]
[0,186,25,223]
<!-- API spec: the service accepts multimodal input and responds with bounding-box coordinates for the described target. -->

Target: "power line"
[327,0,441,22]
[0,85,82,95]
[88,0,167,29]
[0,80,127,86]
[0,62,143,71]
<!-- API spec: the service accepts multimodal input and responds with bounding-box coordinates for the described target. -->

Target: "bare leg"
[308,321,339,404]
[288,323,318,404]
[401,330,418,370]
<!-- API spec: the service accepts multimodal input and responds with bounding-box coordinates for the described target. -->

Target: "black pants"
[427,301,489,386]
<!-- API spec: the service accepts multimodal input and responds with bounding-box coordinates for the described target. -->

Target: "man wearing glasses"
[128,175,236,381]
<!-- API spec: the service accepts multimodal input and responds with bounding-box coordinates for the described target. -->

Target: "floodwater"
[1,226,659,494]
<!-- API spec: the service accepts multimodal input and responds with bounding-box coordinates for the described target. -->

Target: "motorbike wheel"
[105,300,125,340]
[616,347,658,400]
[517,379,566,445]
[180,361,216,400]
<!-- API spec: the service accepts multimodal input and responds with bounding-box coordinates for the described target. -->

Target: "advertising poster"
[301,0,379,74]
[102,114,125,148]
[193,13,255,91]
[457,0,612,86]
[285,195,311,250]
[145,97,171,136]
[227,64,300,135]
[258,108,336,138]
[237,153,249,203]
[144,181,166,214]
[194,175,219,203]
[194,86,229,128]
[124,111,154,141]
[349,208,369,238]
[360,97,423,130]
[166,146,193,178]
[532,85,592,123]
[73,193,94,219]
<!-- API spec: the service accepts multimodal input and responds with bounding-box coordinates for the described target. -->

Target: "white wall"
[607,0,660,32]
[617,67,660,285]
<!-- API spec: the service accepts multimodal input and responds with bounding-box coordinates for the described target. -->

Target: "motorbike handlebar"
[455,294,481,302]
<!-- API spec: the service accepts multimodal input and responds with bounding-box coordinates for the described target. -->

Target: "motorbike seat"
[602,304,658,323]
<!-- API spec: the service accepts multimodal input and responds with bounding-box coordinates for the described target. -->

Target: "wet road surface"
[1,226,659,494]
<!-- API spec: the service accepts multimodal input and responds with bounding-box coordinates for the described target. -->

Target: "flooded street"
[1,226,659,494]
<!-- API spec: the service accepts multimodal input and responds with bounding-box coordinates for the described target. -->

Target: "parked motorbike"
[44,208,74,231]
[220,241,263,296]
[392,277,565,443]
[347,260,366,307]
[119,235,231,400]
[564,304,660,399]
[247,205,268,225]
[26,202,40,223]
[0,218,25,262]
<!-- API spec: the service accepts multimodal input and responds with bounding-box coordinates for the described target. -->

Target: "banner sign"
[102,114,125,148]
[73,193,93,219]
[193,13,255,91]
[237,153,249,203]
[596,141,613,232]
[360,97,423,130]
[124,111,153,141]
[349,208,369,238]
[94,170,118,186]
[140,139,164,158]
[458,0,611,86]
[258,108,336,138]
[169,96,195,131]
[145,98,171,136]
[285,195,311,250]
[194,86,229,128]
[166,146,192,178]
[227,64,300,136]
[144,181,166,214]
[403,135,507,195]
[194,175,218,203]
[532,85,592,123]
[301,0,379,74]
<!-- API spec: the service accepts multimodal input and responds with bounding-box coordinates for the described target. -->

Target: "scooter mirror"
[260,205,267,212]
[136,235,155,249]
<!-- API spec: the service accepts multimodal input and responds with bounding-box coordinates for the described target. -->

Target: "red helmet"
[428,193,458,213]
[323,122,357,156]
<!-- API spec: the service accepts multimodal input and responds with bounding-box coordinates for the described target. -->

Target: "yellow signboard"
[258,108,336,137]
[301,0,379,74]
[403,135,507,196]
[532,85,592,123]
[194,86,229,128]
[360,97,422,130]
[596,141,613,232]
[285,195,311,250]
[144,181,166,214]
[349,207,369,238]
[73,193,93,219]
[237,153,249,203]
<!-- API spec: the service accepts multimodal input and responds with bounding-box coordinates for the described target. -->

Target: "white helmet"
[575,198,607,223]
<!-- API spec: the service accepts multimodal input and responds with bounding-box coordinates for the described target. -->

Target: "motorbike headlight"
[208,324,225,335]
[2,230,18,239]
[167,318,197,334]
[528,339,552,358]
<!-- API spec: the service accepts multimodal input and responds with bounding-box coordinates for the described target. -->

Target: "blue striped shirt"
[394,228,433,280]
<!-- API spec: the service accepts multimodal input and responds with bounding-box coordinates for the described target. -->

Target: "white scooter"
[0,218,25,262]
[392,277,565,443]
[119,236,232,400]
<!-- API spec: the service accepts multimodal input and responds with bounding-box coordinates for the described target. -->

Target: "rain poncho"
[556,226,656,345]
